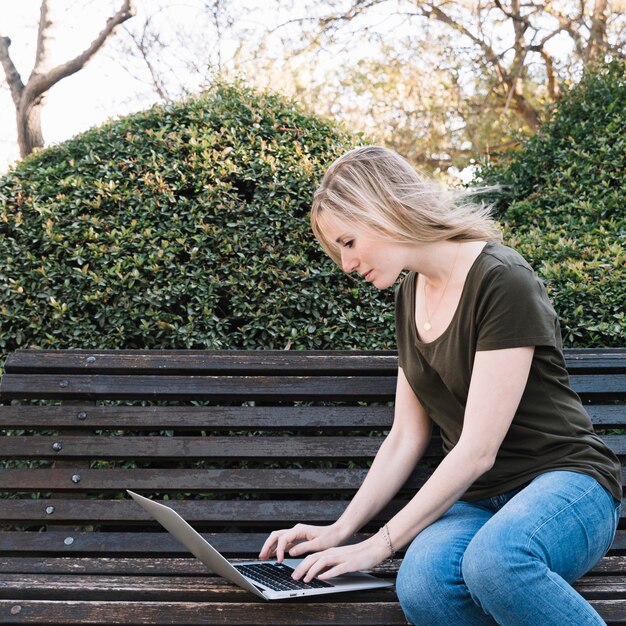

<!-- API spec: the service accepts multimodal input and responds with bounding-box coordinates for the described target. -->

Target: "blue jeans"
[396,471,621,625]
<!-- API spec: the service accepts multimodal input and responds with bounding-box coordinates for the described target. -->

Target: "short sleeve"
[394,272,415,371]
[476,263,558,351]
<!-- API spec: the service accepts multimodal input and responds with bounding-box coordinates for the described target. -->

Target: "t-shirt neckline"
[411,241,494,347]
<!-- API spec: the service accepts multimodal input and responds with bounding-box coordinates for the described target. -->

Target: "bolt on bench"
[0,349,625,625]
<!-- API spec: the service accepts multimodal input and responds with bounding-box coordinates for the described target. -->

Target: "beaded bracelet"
[379,523,396,557]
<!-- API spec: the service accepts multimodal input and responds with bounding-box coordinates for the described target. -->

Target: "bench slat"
[0,573,400,602]
[1,404,624,429]
[569,374,626,396]
[575,576,626,599]
[0,600,410,625]
[3,350,400,376]
[3,496,624,525]
[0,555,623,577]
[0,468,429,492]
[0,529,623,557]
[0,499,408,524]
[0,435,404,460]
[2,372,622,401]
[6,348,626,375]
[0,532,279,556]
[0,466,622,494]
[0,556,402,576]
[0,599,622,626]
[0,405,395,430]
[586,405,626,427]
[1,434,624,460]
[4,572,620,602]
[0,574,256,602]
[562,348,626,373]
[0,374,397,401]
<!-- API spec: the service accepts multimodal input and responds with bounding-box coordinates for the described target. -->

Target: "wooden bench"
[0,348,624,625]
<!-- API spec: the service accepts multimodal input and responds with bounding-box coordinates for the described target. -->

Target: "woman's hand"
[292,531,391,583]
[259,523,349,563]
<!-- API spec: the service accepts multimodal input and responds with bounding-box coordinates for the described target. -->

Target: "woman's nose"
[341,248,358,274]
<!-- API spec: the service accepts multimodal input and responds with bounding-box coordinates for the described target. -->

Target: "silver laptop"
[127,490,393,600]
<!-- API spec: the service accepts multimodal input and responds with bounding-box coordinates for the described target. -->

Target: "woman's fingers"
[259,525,312,561]
[259,529,281,560]
[293,550,335,582]
[292,536,389,582]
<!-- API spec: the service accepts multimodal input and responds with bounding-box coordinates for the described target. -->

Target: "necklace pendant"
[423,322,432,331]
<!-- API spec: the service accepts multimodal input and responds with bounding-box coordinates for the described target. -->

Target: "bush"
[478,60,625,347]
[0,82,397,359]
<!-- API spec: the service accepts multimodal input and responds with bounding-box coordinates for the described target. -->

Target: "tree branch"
[31,0,55,77]
[0,35,25,107]
[543,5,586,58]
[22,0,136,105]
[537,47,559,100]
[419,3,506,81]
[123,19,171,101]
[586,0,608,63]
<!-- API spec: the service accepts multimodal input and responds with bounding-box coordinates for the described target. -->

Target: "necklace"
[423,243,461,332]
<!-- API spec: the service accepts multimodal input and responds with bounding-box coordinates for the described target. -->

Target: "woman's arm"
[259,366,433,561]
[293,345,535,582]
[325,366,434,539]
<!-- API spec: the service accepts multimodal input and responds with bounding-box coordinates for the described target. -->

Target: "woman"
[259,146,621,625]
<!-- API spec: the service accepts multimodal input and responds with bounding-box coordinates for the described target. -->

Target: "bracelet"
[379,523,396,558]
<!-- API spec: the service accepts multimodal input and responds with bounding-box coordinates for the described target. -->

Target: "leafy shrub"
[478,60,625,347]
[0,82,397,361]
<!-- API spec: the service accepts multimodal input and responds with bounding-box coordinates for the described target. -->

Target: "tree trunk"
[17,95,46,157]
[586,0,609,64]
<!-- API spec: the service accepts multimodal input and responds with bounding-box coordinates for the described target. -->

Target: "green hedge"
[480,60,625,347]
[0,82,397,358]
[1,65,624,362]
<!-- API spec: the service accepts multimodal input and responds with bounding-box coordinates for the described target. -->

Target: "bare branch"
[31,0,55,77]
[420,3,504,77]
[543,5,586,57]
[122,18,171,101]
[23,0,136,104]
[586,0,609,62]
[0,35,25,107]
[538,47,559,100]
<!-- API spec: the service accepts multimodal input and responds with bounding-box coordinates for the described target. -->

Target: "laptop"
[127,490,393,600]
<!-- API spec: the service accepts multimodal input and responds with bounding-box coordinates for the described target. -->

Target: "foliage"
[239,1,626,175]
[478,60,625,347]
[0,81,397,360]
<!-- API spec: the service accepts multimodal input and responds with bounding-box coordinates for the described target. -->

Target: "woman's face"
[318,212,409,290]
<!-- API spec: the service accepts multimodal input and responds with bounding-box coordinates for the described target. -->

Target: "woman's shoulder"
[473,242,550,304]
[478,241,535,274]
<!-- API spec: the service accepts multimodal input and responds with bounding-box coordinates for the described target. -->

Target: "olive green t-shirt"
[395,242,621,501]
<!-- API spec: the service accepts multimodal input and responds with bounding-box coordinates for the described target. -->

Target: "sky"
[0,1,590,178]
[0,0,280,174]
[0,0,478,179]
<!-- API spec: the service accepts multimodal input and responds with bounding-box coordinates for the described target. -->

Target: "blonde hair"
[311,146,502,266]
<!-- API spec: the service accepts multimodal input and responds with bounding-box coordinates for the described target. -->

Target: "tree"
[478,60,626,347]
[112,0,260,103]
[248,0,626,173]
[0,0,136,158]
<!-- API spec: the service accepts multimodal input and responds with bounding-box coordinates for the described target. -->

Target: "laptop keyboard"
[235,562,333,592]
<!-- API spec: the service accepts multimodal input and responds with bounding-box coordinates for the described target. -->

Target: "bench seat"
[1,348,625,625]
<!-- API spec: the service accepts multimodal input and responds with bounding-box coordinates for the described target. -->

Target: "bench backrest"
[0,349,624,559]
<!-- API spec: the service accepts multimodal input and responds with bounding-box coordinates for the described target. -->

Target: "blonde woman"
[260,146,620,625]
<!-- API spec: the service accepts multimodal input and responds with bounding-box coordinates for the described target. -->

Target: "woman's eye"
[343,240,354,248]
